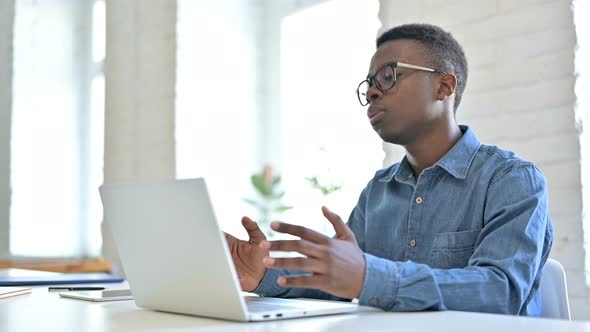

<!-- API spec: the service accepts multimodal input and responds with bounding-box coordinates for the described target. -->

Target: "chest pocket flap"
[432,229,482,252]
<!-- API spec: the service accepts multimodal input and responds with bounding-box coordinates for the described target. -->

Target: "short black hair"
[377,23,468,111]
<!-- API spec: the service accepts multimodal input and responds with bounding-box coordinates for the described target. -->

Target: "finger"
[263,256,325,274]
[224,232,237,243]
[261,239,326,258]
[270,222,329,244]
[321,206,354,239]
[242,216,266,243]
[277,275,324,289]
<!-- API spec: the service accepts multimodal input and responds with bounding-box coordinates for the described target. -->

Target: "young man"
[225,24,553,316]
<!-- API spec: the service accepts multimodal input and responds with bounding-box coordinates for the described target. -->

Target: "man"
[225,23,553,315]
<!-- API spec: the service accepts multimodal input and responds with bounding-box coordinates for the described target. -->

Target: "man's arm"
[253,206,366,300]
[358,163,552,314]
[253,188,369,300]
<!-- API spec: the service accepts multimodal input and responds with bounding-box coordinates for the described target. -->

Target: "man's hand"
[225,216,269,292]
[260,206,366,299]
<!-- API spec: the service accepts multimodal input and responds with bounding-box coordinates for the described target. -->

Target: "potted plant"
[243,164,293,236]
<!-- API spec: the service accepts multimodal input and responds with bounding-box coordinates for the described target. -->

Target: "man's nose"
[367,84,382,103]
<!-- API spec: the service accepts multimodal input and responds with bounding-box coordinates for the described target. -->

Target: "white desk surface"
[0,283,589,332]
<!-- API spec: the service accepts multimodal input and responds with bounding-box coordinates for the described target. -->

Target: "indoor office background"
[0,0,588,320]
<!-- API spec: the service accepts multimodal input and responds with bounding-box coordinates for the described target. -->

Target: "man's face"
[366,39,444,145]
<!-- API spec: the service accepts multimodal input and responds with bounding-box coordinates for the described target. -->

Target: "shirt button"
[410,239,417,247]
[415,197,423,204]
[369,297,378,305]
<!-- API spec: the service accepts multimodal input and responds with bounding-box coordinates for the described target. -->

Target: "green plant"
[305,146,342,198]
[305,176,342,197]
[243,165,293,232]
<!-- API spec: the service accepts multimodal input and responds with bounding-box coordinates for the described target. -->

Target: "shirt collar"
[379,125,481,183]
[436,125,480,180]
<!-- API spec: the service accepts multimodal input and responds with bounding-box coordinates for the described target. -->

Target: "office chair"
[540,258,571,320]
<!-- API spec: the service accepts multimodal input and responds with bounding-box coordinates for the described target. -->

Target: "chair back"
[540,258,571,320]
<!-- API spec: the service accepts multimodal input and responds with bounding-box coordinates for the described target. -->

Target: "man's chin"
[376,128,406,145]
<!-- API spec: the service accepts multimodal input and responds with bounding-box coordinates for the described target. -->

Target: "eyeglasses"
[356,61,446,106]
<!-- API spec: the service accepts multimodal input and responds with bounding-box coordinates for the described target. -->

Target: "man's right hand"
[225,216,269,292]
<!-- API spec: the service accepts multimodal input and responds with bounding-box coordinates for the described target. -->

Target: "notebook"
[0,286,32,299]
[99,178,358,322]
[0,268,124,286]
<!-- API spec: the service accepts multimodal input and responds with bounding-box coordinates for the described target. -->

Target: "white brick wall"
[102,0,177,276]
[379,0,589,320]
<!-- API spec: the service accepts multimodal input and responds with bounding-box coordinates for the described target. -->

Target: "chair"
[540,258,571,320]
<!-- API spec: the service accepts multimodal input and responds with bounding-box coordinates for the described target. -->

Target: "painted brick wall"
[379,0,589,320]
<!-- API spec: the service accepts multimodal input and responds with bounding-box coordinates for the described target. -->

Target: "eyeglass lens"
[357,65,396,106]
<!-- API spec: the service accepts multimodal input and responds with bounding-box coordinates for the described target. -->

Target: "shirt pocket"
[433,229,482,251]
[429,229,482,269]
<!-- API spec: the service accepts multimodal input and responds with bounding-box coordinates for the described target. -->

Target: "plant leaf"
[305,176,320,187]
[274,205,294,212]
[251,175,272,196]
[269,191,285,200]
[306,176,342,196]
[242,198,263,209]
[272,176,282,186]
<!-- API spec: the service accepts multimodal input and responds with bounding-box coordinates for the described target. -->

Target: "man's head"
[376,24,468,110]
[361,24,468,145]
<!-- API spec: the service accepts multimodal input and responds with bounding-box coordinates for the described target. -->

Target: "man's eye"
[383,74,394,81]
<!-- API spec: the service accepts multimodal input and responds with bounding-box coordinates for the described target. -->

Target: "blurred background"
[0,0,588,319]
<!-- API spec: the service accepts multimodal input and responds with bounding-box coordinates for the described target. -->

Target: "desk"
[1,283,589,332]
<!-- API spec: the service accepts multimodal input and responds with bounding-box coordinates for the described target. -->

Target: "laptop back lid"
[100,178,248,321]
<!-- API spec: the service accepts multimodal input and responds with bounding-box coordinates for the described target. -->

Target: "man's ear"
[436,73,457,101]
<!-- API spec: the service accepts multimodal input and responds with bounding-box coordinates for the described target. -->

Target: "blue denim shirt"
[254,125,553,316]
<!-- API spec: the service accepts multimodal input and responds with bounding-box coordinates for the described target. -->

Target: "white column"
[103,0,177,275]
[0,0,15,258]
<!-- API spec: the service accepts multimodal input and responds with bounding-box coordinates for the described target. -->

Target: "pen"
[48,287,105,292]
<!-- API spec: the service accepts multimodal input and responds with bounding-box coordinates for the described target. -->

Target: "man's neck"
[405,122,463,178]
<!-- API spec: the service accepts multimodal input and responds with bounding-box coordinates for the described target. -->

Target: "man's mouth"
[368,108,384,124]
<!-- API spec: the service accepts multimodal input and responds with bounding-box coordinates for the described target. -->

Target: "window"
[175,0,382,237]
[9,0,104,257]
[279,0,382,234]
[175,0,259,237]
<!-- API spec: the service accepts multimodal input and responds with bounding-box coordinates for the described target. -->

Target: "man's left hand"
[260,206,366,299]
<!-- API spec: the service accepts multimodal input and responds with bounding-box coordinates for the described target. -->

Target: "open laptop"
[99,178,357,321]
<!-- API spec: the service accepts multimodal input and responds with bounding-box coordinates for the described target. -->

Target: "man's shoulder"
[475,143,544,179]
[477,143,530,164]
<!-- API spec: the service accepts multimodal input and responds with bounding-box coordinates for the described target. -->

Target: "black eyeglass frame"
[356,61,447,106]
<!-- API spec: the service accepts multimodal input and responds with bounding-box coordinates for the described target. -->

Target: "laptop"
[99,178,358,321]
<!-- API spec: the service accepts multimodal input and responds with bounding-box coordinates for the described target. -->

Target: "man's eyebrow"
[367,62,386,78]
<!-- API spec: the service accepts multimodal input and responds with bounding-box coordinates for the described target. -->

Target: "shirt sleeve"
[252,267,347,300]
[357,163,553,314]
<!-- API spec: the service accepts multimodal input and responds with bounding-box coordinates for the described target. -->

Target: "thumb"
[321,206,354,240]
[241,216,267,243]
